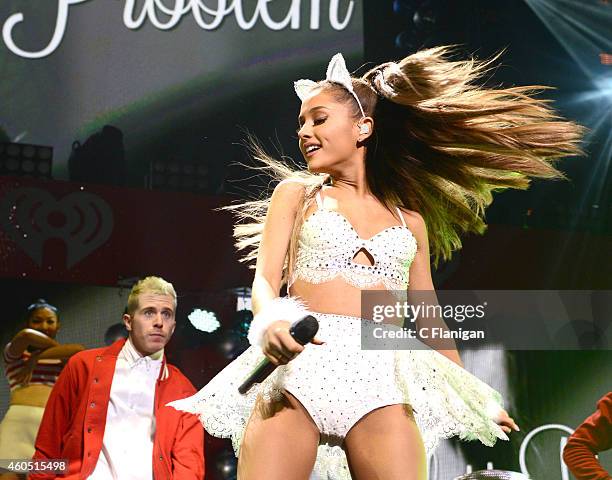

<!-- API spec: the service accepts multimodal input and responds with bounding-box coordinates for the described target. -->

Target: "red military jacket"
[32,339,204,479]
[563,392,612,480]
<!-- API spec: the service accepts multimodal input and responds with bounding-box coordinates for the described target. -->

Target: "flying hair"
[224,46,585,284]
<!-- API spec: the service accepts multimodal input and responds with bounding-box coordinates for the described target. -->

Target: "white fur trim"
[248,297,310,347]
[485,398,505,422]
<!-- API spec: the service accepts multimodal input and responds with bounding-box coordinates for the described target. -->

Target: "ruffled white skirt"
[169,313,507,480]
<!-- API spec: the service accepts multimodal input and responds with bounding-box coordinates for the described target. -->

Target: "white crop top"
[289,190,418,290]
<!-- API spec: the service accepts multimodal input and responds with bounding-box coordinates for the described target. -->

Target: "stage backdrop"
[1,0,364,179]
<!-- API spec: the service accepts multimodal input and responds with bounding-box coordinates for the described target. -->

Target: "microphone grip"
[238,315,319,395]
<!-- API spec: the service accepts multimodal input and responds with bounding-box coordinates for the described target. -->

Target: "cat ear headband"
[293,53,366,118]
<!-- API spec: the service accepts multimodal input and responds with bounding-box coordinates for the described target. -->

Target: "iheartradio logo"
[0,187,113,268]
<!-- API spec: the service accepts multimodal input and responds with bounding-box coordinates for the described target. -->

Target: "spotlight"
[0,142,53,179]
[214,447,237,480]
[395,31,418,50]
[412,3,436,32]
[216,330,248,360]
[188,308,220,333]
[392,0,413,16]
[391,0,438,54]
[233,309,253,339]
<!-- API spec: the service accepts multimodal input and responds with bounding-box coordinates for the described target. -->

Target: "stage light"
[524,0,612,286]
[391,0,438,54]
[412,5,436,31]
[231,286,252,311]
[395,31,418,50]
[392,0,413,16]
[0,142,53,179]
[147,159,211,193]
[188,308,220,333]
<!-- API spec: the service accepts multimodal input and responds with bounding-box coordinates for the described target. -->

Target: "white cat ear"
[293,53,365,118]
[326,53,353,92]
[294,79,319,101]
[325,53,365,118]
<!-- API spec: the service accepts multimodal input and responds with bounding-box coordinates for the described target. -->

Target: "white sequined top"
[289,190,418,290]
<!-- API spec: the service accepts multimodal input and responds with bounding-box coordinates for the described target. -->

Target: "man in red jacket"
[563,392,612,480]
[31,276,204,479]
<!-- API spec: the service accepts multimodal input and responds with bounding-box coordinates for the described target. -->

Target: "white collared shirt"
[89,339,163,480]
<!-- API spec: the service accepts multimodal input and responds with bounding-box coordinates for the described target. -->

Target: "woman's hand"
[496,409,520,434]
[262,320,323,365]
[13,350,41,385]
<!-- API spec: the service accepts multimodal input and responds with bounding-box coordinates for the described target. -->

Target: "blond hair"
[226,46,585,283]
[127,276,177,314]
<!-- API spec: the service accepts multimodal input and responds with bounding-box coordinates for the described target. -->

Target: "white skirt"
[0,404,45,459]
[169,313,507,480]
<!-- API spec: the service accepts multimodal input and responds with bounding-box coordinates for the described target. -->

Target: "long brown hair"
[226,46,584,284]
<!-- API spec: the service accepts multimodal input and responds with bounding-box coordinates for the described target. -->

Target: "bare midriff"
[10,384,53,408]
[289,277,400,320]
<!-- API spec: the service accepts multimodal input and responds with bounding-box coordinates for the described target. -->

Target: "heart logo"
[0,187,114,268]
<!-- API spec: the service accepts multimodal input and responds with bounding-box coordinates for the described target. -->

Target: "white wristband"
[485,398,505,422]
[248,297,310,347]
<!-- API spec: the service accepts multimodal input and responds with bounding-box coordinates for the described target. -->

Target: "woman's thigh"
[238,391,320,480]
[344,404,427,480]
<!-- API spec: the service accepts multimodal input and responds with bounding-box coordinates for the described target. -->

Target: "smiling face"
[123,293,176,356]
[27,307,59,339]
[297,88,370,174]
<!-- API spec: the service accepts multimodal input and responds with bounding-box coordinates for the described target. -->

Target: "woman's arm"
[6,328,59,358]
[403,210,463,367]
[406,210,519,433]
[9,341,84,385]
[250,180,323,365]
[252,180,305,314]
[36,344,85,361]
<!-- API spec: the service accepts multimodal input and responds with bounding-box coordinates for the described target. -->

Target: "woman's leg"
[237,391,320,480]
[344,404,427,480]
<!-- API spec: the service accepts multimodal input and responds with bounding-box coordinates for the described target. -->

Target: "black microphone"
[238,315,319,395]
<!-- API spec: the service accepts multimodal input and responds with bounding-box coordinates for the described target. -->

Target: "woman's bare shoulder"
[398,208,426,231]
[273,179,306,199]
[264,180,310,229]
[269,179,307,209]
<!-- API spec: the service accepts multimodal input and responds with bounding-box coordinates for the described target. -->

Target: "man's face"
[123,293,176,356]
